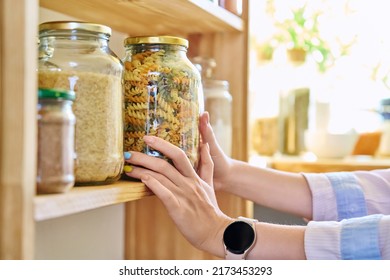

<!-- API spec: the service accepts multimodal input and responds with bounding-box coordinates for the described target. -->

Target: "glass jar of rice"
[38,21,124,185]
[123,36,203,169]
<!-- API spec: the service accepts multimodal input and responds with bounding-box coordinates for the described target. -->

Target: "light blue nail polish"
[124,152,132,160]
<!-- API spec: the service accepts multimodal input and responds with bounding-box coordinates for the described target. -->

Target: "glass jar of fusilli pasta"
[38,21,124,185]
[123,36,203,169]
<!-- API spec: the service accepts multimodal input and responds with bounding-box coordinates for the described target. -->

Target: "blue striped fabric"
[326,172,367,220]
[340,214,383,260]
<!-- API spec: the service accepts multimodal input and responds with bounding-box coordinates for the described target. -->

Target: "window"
[249,0,388,134]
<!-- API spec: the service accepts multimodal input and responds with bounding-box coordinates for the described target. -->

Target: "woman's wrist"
[214,157,238,193]
[200,215,234,258]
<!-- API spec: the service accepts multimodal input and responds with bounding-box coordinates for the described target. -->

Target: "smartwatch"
[223,216,258,260]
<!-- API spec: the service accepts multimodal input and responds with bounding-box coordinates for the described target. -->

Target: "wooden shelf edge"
[34,180,152,222]
[39,0,244,36]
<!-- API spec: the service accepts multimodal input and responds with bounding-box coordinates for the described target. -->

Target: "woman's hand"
[124,135,233,258]
[199,112,233,192]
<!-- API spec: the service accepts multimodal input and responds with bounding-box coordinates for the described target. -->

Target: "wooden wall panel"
[0,0,38,259]
[125,197,211,260]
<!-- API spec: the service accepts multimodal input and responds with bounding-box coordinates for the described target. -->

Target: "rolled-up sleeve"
[305,215,390,260]
[302,168,390,260]
[303,169,390,221]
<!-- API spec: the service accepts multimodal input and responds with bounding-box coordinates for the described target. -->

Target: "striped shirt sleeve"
[303,169,390,221]
[302,168,390,259]
[305,215,390,259]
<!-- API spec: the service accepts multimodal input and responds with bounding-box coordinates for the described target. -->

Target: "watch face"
[223,221,255,254]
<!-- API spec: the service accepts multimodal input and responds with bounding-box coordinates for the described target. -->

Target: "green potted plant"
[273,5,332,72]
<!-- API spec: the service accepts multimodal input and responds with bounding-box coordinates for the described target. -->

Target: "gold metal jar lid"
[124,36,188,48]
[39,21,111,36]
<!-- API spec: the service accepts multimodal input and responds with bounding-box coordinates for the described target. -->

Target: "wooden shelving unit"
[1,0,250,260]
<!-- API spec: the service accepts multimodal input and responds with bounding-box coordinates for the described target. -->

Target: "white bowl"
[304,130,358,159]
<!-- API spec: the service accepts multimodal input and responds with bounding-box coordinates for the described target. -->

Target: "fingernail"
[143,135,155,144]
[124,152,132,160]
[123,165,133,173]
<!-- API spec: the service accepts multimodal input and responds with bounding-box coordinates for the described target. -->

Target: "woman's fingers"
[125,164,165,183]
[198,143,214,186]
[126,165,184,203]
[143,135,197,178]
[124,150,186,184]
[140,174,180,210]
[199,112,223,158]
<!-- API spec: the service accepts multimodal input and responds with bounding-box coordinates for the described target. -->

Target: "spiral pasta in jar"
[123,36,203,168]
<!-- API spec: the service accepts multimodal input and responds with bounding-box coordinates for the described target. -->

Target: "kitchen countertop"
[250,153,390,173]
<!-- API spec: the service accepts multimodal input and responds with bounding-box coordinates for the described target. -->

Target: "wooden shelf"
[40,0,244,35]
[268,155,390,173]
[34,180,152,222]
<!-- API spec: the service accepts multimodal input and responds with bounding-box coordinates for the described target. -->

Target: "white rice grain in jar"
[38,21,124,185]
[123,36,203,169]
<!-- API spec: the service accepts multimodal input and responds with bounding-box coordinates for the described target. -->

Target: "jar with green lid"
[38,21,124,185]
[123,36,203,168]
[37,88,76,194]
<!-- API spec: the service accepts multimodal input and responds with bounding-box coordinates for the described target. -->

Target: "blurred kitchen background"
[247,0,390,224]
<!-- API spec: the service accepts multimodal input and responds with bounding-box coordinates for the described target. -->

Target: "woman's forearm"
[222,160,313,220]
[247,222,307,260]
